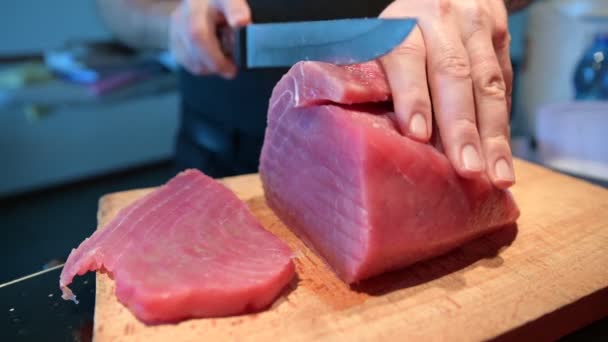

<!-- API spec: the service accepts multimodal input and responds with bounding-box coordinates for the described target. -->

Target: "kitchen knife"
[221,18,417,69]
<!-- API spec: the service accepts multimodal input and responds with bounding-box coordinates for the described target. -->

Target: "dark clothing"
[175,0,392,177]
[175,68,286,177]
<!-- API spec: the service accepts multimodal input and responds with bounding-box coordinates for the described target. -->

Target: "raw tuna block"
[260,61,520,284]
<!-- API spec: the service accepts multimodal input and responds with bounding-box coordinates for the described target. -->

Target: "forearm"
[95,0,179,50]
[504,0,534,13]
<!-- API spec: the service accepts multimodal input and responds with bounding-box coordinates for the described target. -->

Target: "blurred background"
[0,0,607,288]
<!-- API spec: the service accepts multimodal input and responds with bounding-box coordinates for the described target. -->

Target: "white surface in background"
[0,92,179,197]
[535,101,608,182]
[521,0,608,132]
[544,158,608,181]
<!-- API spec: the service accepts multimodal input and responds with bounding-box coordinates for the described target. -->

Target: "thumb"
[215,0,251,27]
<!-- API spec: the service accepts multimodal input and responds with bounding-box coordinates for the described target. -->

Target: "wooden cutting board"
[92,159,608,341]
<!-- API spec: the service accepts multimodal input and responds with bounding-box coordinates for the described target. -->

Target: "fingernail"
[408,113,427,140]
[461,144,483,171]
[495,158,514,182]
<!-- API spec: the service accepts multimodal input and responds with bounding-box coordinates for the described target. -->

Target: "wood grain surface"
[91,159,608,341]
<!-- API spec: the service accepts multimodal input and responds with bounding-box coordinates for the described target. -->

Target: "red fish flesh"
[60,169,295,324]
[260,61,520,284]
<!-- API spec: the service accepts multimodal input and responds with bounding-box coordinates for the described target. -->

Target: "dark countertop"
[1,153,606,342]
[1,161,176,342]
[1,267,95,342]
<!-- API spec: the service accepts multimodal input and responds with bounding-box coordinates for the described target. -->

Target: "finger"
[465,29,514,188]
[170,8,205,74]
[176,15,208,74]
[177,30,207,74]
[380,25,432,141]
[497,46,513,115]
[424,16,484,177]
[187,8,236,78]
[212,0,251,27]
[488,0,513,113]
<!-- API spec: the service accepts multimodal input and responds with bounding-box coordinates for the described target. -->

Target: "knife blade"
[221,18,417,69]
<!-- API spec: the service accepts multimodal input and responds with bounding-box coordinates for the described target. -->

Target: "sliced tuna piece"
[60,169,295,324]
[260,61,520,284]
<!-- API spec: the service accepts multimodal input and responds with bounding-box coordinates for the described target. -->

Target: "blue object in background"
[573,32,608,100]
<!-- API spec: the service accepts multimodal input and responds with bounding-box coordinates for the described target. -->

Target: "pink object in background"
[86,69,154,96]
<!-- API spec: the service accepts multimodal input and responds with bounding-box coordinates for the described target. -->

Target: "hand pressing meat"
[380,0,520,189]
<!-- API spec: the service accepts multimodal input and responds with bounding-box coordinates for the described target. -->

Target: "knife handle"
[218,26,247,69]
